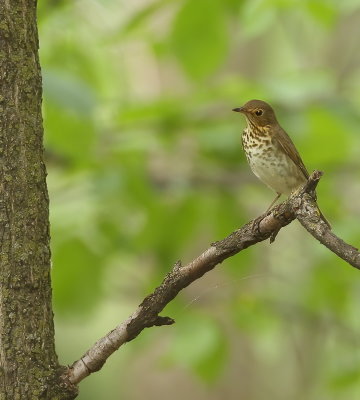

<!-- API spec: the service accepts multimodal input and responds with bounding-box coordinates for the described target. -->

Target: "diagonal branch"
[65,170,360,387]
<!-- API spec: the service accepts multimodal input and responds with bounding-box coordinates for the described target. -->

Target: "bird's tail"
[319,209,331,229]
[308,189,331,229]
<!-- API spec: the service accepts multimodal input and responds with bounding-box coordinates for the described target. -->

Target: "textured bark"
[0,1,76,399]
[0,1,357,396]
[67,194,296,384]
[67,171,360,384]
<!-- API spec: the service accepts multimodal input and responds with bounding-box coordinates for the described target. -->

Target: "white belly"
[248,151,306,195]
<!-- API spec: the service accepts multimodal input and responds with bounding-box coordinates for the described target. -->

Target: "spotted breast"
[242,126,307,196]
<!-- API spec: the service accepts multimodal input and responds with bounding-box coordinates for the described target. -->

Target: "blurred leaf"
[137,193,205,271]
[330,366,360,390]
[303,261,353,315]
[305,0,338,27]
[264,70,335,103]
[303,106,350,167]
[239,0,277,38]
[52,238,103,315]
[164,313,227,382]
[232,293,276,333]
[195,329,227,382]
[171,0,228,79]
[38,1,360,398]
[120,0,170,35]
[43,101,96,164]
[38,0,70,21]
[43,69,97,116]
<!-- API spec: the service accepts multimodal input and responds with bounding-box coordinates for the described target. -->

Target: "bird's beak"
[232,106,245,113]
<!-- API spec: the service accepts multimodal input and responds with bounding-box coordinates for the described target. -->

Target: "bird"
[232,99,330,227]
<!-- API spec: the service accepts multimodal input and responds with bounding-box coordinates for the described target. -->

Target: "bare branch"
[65,170,360,386]
[295,198,360,268]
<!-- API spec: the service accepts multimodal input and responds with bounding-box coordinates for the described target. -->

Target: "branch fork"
[65,170,360,387]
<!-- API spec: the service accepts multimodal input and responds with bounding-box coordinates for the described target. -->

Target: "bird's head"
[233,99,277,128]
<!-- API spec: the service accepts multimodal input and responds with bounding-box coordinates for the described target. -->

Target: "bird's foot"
[250,216,262,234]
[265,192,281,214]
[250,210,281,244]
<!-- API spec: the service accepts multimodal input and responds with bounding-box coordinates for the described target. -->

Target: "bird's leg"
[266,192,281,213]
[251,192,281,235]
[265,192,281,243]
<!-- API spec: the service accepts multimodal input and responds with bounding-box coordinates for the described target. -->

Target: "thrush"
[233,99,330,227]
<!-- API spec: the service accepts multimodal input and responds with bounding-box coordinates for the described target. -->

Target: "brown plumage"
[272,122,309,180]
[233,99,330,227]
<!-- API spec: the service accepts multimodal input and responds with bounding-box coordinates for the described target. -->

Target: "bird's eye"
[255,109,263,116]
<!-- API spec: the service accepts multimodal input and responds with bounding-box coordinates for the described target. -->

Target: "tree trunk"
[0,1,76,398]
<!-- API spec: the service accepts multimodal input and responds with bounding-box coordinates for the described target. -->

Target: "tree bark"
[67,171,360,384]
[1,1,358,397]
[0,1,76,398]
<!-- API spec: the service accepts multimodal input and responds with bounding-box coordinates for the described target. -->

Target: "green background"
[39,1,360,399]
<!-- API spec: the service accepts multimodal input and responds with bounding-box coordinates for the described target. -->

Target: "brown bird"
[233,99,330,227]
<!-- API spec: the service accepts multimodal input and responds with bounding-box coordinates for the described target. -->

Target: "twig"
[65,170,360,387]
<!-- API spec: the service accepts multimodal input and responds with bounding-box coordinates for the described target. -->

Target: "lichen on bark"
[0,1,76,399]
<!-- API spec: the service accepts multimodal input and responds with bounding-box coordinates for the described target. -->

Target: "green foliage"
[164,312,227,382]
[330,366,360,391]
[304,106,350,166]
[38,0,360,399]
[52,238,103,315]
[171,0,228,79]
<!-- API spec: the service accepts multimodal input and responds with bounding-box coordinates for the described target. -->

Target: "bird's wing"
[273,126,309,179]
